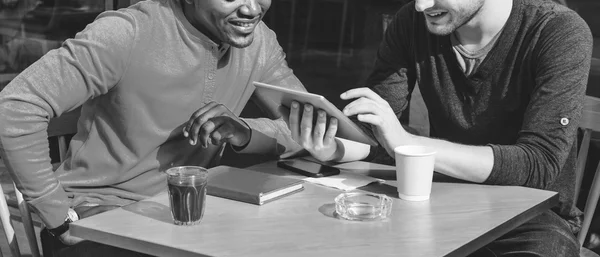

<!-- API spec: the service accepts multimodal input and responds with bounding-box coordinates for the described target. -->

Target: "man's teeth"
[428,12,444,17]
[232,21,254,27]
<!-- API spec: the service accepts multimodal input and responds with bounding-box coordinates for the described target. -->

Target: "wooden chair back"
[0,182,20,257]
[576,96,600,257]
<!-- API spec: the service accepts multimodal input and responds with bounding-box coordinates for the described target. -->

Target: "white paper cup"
[394,145,436,201]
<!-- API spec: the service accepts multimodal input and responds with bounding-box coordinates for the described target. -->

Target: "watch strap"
[47,221,70,238]
[47,208,79,238]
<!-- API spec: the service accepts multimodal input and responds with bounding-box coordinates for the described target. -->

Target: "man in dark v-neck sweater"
[363,0,592,256]
[287,0,592,256]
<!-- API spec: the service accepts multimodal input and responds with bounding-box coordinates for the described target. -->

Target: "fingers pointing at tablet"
[289,101,341,162]
[341,87,412,157]
[287,87,414,160]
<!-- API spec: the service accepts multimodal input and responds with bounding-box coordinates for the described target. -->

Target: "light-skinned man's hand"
[288,101,341,162]
[183,101,251,148]
[341,87,413,157]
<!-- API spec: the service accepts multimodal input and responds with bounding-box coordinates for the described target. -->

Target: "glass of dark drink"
[166,166,208,225]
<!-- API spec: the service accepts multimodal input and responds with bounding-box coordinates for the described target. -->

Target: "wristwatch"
[47,208,79,238]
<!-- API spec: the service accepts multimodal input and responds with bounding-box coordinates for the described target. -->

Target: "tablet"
[253,82,378,146]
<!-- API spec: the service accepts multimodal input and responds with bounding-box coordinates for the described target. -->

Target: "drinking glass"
[166,166,208,225]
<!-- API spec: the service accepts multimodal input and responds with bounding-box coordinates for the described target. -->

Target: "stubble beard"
[426,2,484,36]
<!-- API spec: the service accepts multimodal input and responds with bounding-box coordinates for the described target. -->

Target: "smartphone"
[277,159,341,178]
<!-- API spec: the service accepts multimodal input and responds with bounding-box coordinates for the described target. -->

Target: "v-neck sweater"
[450,26,503,76]
[367,0,592,230]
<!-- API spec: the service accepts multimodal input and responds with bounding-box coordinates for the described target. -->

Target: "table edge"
[70,223,209,257]
[446,190,560,257]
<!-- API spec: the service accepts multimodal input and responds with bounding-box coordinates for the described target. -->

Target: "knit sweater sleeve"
[0,11,135,228]
[484,11,592,189]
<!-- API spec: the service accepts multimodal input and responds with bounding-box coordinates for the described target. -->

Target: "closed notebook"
[207,165,304,205]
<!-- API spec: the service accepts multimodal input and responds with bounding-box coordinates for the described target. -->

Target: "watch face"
[66,208,79,222]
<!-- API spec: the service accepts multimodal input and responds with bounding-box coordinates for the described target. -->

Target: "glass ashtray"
[334,192,393,221]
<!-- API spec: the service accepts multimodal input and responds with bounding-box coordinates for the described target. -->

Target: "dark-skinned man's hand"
[182,101,251,148]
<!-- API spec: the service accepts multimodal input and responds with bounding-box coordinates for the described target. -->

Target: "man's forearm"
[335,134,493,182]
[0,102,70,229]
[409,134,493,183]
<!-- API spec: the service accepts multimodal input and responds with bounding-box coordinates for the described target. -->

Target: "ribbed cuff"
[483,144,504,185]
[28,183,70,229]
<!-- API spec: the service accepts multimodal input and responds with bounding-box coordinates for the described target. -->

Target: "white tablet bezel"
[253,82,378,146]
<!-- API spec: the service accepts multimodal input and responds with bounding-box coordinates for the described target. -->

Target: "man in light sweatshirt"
[0,0,304,256]
[290,0,592,256]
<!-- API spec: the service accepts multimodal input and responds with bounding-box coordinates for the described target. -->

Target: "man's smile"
[228,18,259,34]
[424,10,449,23]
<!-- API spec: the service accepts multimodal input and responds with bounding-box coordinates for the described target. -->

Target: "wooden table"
[70,161,558,257]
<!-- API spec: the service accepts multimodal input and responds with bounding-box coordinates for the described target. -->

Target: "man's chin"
[426,24,455,36]
[227,35,254,48]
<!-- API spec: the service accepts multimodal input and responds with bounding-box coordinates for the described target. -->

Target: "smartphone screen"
[277,159,341,178]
